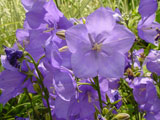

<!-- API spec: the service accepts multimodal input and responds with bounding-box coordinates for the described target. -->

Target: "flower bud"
[113,113,130,120]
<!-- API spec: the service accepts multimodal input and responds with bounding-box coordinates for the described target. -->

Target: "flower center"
[43,24,55,33]
[92,43,102,52]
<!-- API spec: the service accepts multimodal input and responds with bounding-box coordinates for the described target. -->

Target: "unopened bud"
[102,108,109,115]
[56,30,66,40]
[113,113,130,120]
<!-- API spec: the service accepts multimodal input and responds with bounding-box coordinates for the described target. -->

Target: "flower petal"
[66,24,91,53]
[98,52,125,78]
[71,50,98,78]
[102,24,135,54]
[0,70,25,105]
[53,68,75,101]
[86,7,116,35]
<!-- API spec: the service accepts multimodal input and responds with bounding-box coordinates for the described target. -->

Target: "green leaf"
[0,104,3,113]
[156,10,160,23]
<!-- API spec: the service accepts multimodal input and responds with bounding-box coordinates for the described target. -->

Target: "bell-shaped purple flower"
[68,85,99,119]
[132,77,157,105]
[0,46,35,105]
[66,7,135,78]
[138,14,160,45]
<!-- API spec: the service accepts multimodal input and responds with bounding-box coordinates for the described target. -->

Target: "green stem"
[77,82,92,86]
[94,76,103,112]
[26,53,52,120]
[24,88,40,119]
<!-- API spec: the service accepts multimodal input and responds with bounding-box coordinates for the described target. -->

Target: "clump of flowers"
[0,0,160,120]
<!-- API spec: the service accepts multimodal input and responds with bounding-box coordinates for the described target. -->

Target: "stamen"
[58,46,68,52]
[92,43,102,52]
[43,27,54,33]
[43,24,54,33]
[56,30,66,40]
[87,91,92,103]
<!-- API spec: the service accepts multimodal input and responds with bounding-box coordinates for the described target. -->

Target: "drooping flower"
[66,7,135,78]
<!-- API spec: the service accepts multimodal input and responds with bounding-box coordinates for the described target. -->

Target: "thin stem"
[94,76,103,112]
[24,88,40,119]
[77,82,92,86]
[26,53,52,120]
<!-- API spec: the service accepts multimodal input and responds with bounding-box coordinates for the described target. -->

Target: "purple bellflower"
[17,0,73,62]
[144,98,160,120]
[138,0,160,45]
[138,14,160,45]
[132,77,160,120]
[68,85,99,120]
[43,41,76,119]
[66,7,135,78]
[0,46,34,105]
[132,77,157,105]
[145,50,160,75]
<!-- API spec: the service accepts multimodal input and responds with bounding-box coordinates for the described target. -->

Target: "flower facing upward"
[66,7,135,78]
